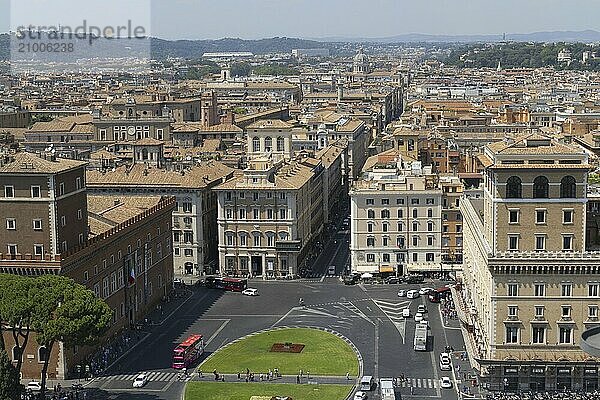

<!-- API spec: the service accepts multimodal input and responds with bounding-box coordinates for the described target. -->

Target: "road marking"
[271,306,297,327]
[374,318,380,380]
[401,377,439,389]
[205,319,230,346]
[319,275,325,283]
[339,301,374,325]
[371,299,409,343]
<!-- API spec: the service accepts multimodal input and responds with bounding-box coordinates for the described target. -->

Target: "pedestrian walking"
[410,386,414,395]
[307,370,310,379]
[300,369,303,378]
[346,372,350,380]
[198,369,203,378]
[296,375,300,384]
[237,372,241,380]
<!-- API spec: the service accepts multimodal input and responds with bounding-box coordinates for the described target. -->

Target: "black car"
[343,274,359,285]
[384,277,400,284]
[405,274,425,284]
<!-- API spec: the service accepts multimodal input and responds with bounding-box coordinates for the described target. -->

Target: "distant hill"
[150,36,328,58]
[312,30,600,43]
[0,34,330,61]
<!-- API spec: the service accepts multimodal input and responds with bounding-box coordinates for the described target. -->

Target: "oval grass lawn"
[185,382,353,400]
[199,328,359,376]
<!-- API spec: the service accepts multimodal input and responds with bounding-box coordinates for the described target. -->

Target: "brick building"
[0,152,175,380]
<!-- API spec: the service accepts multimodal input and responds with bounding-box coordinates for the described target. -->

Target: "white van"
[360,375,374,391]
[328,265,336,275]
[402,308,410,318]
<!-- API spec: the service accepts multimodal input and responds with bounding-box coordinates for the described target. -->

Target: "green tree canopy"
[0,349,21,400]
[30,275,112,397]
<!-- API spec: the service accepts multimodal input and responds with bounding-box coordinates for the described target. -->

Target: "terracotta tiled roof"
[86,162,233,189]
[246,119,293,130]
[0,152,87,174]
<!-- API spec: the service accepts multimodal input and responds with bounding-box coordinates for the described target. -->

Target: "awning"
[379,266,394,273]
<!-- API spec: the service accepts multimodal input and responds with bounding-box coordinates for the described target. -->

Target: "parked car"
[133,374,148,388]
[414,312,424,322]
[385,277,400,284]
[26,382,42,392]
[406,290,420,299]
[440,377,453,389]
[397,289,407,297]
[242,288,259,296]
[405,274,425,284]
[344,274,359,285]
[353,391,368,400]
[417,304,427,314]
[439,353,452,371]
[419,287,434,295]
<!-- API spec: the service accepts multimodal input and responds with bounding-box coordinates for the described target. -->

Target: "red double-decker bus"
[172,334,204,369]
[428,286,452,303]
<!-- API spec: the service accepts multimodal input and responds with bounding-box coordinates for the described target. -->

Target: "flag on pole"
[128,266,135,285]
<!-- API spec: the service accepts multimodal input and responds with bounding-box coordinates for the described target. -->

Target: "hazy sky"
[1,0,599,40]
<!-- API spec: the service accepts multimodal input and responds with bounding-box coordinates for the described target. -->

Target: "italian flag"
[128,267,135,285]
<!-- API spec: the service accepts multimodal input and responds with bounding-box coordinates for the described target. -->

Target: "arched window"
[264,136,272,152]
[276,137,285,152]
[252,137,260,153]
[560,176,576,198]
[12,346,20,362]
[367,209,375,219]
[506,176,522,198]
[381,209,390,219]
[38,346,48,363]
[533,176,549,199]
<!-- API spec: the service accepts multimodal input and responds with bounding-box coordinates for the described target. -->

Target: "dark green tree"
[0,274,34,376]
[0,349,21,400]
[231,62,252,77]
[32,276,112,397]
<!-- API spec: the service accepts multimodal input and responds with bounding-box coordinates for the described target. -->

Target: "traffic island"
[185,382,353,400]
[184,327,359,400]
[198,327,359,376]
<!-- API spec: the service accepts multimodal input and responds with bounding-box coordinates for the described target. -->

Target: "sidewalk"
[42,285,194,389]
[191,372,356,385]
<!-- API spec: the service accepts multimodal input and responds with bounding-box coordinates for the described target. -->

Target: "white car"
[417,304,427,314]
[26,381,42,392]
[439,353,452,371]
[397,289,407,297]
[414,312,424,322]
[419,287,435,295]
[133,373,148,388]
[242,288,259,296]
[353,391,368,400]
[402,308,410,318]
[440,376,452,389]
[406,290,420,299]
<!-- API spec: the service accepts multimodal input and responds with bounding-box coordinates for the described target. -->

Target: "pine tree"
[0,349,21,400]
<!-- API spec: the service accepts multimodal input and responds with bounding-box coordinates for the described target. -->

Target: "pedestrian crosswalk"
[399,377,439,389]
[95,370,181,383]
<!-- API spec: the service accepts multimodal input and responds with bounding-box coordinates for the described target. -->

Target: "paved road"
[79,226,467,400]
